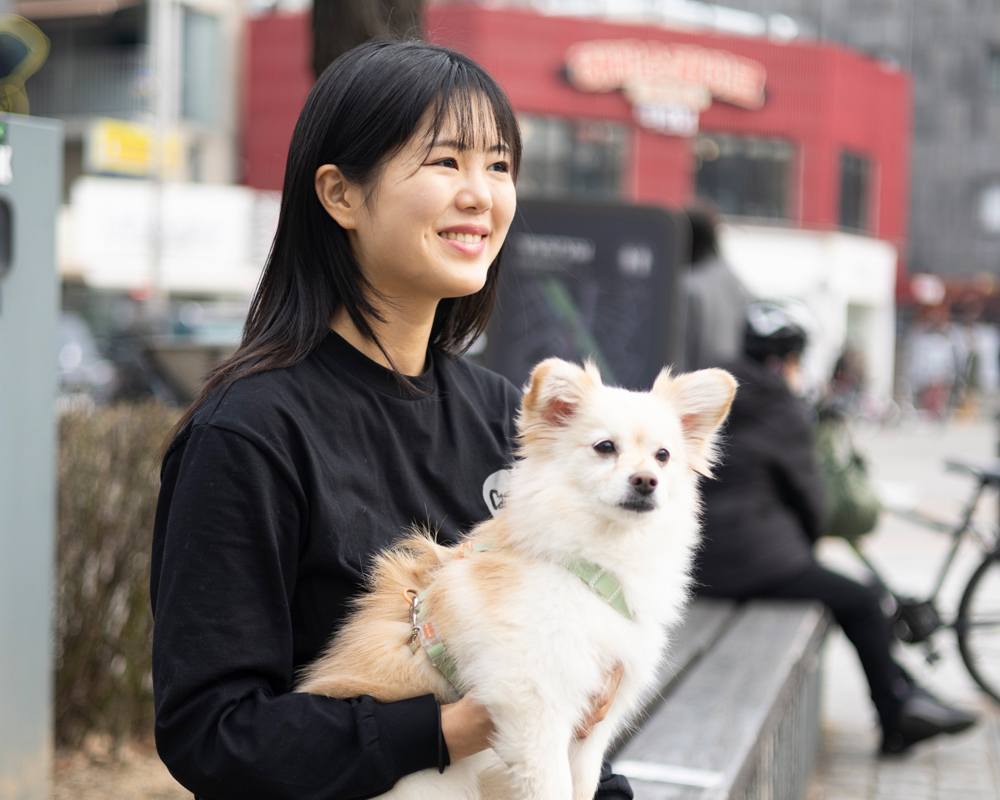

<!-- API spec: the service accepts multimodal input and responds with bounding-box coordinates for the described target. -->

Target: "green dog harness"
[406,545,634,697]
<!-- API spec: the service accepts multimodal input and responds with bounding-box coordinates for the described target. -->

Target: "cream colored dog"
[298,358,736,800]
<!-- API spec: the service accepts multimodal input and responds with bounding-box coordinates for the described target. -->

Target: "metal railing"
[25,46,152,119]
[731,606,828,800]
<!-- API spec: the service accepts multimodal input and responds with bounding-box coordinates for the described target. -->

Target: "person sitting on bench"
[693,300,978,756]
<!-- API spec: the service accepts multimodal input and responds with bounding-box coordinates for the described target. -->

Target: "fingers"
[441,695,496,762]
[574,662,625,739]
[605,662,625,697]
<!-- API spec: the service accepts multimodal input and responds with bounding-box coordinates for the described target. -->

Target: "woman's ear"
[315,164,362,229]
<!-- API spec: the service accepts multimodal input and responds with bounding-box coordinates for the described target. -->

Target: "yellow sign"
[86,118,182,178]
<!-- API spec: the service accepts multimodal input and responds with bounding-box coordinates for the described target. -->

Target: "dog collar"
[405,545,634,697]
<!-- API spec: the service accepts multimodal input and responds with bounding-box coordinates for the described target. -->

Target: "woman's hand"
[575,662,624,739]
[441,661,624,763]
[440,694,495,763]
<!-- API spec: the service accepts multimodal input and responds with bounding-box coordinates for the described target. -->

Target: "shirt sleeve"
[596,759,634,799]
[150,423,440,800]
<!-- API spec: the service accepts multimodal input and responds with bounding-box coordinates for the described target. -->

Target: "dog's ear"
[519,358,600,431]
[653,368,737,477]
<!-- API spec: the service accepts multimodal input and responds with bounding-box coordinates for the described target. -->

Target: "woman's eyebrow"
[431,139,509,154]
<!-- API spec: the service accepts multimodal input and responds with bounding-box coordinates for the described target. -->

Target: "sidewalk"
[807,419,1000,800]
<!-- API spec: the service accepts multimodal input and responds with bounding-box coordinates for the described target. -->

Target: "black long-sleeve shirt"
[151,331,633,799]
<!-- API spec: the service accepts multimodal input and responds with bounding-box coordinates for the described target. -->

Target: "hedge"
[56,403,179,747]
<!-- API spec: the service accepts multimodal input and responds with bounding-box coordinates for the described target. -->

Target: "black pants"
[748,562,910,729]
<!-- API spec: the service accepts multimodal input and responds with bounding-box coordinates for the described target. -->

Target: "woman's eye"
[488,160,510,173]
[655,449,670,464]
[431,157,458,169]
[594,440,616,456]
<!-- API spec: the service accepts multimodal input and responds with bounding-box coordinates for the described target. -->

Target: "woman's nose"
[456,166,493,211]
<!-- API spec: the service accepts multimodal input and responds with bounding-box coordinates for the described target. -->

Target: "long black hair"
[164,40,522,450]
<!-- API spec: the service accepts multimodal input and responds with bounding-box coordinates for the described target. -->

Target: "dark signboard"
[481,199,689,391]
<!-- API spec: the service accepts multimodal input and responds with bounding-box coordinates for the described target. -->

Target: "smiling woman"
[148,40,635,800]
[314,99,517,375]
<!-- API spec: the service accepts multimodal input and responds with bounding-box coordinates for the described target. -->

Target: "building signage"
[484,200,686,390]
[565,39,767,136]
[69,176,275,294]
[85,117,182,178]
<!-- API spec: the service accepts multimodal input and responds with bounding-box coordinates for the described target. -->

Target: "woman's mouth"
[439,232,484,244]
[439,230,487,254]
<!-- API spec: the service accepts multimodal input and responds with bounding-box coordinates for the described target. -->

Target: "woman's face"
[323,102,517,313]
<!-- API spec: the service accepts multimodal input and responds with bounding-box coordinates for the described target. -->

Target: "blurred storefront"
[21,0,256,401]
[242,2,912,399]
[21,0,243,193]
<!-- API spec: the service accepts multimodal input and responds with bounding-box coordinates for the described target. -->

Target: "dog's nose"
[630,472,658,495]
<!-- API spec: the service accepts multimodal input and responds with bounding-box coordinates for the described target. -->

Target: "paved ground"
[806,418,1000,800]
[53,738,187,799]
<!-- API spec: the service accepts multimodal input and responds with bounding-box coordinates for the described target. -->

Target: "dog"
[297,357,736,799]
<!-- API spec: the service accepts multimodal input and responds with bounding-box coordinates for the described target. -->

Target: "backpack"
[815,413,881,541]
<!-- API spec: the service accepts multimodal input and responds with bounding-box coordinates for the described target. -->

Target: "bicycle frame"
[849,469,999,647]
[920,477,991,606]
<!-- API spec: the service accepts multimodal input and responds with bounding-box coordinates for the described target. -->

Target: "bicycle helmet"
[744,300,809,362]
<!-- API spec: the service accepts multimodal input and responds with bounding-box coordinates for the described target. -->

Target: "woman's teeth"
[440,232,484,243]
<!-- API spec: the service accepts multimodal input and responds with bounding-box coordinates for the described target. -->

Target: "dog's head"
[514,359,736,521]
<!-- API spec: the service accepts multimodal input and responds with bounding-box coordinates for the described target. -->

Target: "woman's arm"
[151,424,442,800]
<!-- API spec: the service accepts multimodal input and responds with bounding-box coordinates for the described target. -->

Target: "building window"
[694,135,793,220]
[182,9,220,125]
[989,48,1000,95]
[979,183,1000,233]
[517,115,627,199]
[840,152,870,232]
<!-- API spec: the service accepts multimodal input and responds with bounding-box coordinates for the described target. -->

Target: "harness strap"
[407,544,634,697]
[565,558,635,621]
[412,589,470,696]
[455,541,493,558]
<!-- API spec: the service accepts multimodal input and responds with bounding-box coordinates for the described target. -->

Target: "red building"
[241,3,911,253]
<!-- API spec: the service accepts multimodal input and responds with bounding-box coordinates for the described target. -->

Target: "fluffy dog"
[298,358,736,799]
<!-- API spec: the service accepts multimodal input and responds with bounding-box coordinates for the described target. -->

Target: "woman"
[151,40,630,799]
[694,301,978,756]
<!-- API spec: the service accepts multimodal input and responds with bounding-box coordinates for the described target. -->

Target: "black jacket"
[694,357,827,597]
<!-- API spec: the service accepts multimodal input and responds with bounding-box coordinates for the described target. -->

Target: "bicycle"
[845,457,1000,703]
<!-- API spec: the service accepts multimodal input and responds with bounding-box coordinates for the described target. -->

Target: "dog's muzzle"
[621,472,658,512]
[620,496,656,513]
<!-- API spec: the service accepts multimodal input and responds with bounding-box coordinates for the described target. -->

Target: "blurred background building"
[21,0,274,402]
[22,0,241,188]
[17,0,1000,415]
[242,0,909,400]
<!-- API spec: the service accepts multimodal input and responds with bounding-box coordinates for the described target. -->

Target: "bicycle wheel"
[957,554,1000,703]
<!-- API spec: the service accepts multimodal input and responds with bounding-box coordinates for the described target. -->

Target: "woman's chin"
[437,270,491,300]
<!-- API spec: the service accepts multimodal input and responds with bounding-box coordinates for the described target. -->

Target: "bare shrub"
[56,403,179,747]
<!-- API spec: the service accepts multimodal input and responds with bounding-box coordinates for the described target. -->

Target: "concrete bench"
[612,598,831,800]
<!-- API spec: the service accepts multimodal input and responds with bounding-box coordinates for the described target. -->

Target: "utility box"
[0,115,63,800]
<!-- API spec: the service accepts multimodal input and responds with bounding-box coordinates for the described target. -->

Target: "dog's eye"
[594,440,616,455]
[655,449,670,464]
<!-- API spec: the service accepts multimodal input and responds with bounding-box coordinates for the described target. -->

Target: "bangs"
[425,75,522,181]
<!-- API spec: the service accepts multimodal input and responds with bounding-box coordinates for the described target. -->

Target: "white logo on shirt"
[482,469,512,518]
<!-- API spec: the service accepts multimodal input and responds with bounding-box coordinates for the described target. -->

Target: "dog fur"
[297,358,736,800]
